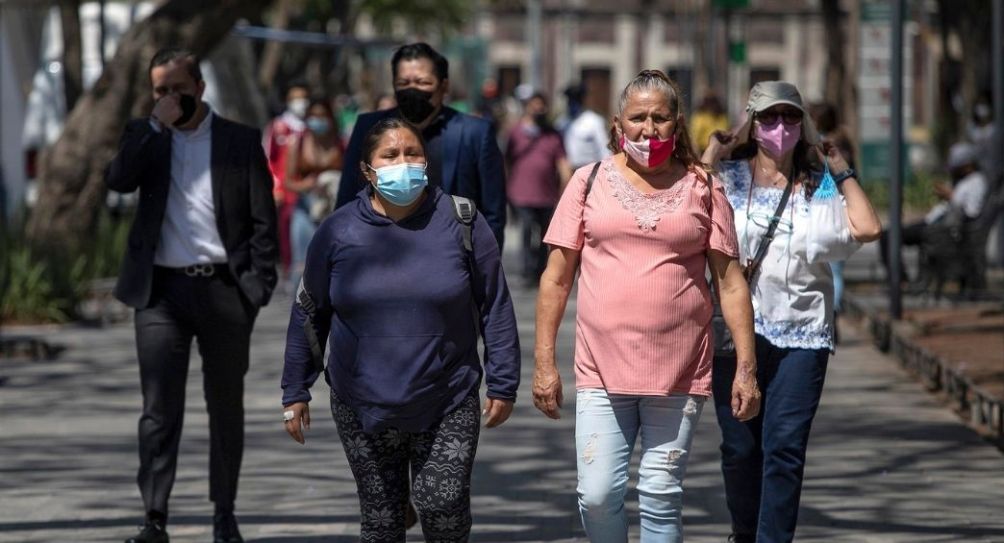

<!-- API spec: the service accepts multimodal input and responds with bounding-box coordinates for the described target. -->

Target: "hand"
[304,173,319,190]
[819,142,850,173]
[731,364,761,422]
[933,182,953,200]
[703,129,740,164]
[482,397,514,428]
[532,362,563,419]
[151,95,182,127]
[283,402,310,444]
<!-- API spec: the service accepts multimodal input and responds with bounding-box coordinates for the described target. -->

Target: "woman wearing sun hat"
[702,81,881,543]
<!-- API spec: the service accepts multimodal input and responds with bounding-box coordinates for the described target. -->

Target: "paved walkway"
[2,244,1003,542]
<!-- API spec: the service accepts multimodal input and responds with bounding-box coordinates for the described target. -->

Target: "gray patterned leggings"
[330,391,481,543]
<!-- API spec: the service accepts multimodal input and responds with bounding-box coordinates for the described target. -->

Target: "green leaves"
[1,212,130,324]
[357,0,473,36]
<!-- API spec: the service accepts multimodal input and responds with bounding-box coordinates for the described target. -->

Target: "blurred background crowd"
[0,0,1001,320]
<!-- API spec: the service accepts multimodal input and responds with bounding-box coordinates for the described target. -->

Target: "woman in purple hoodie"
[280,117,520,542]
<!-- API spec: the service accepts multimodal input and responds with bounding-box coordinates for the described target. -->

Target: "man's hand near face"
[151,94,182,128]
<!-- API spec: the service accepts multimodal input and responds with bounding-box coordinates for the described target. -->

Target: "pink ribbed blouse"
[543,158,739,397]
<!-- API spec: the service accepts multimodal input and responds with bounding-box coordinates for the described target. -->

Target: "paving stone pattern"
[1,242,1003,542]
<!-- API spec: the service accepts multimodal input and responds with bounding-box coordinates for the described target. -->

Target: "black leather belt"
[155,264,226,278]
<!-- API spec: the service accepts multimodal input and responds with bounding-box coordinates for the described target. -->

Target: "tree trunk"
[933,0,992,154]
[327,0,355,96]
[935,0,960,152]
[59,0,83,111]
[955,0,992,112]
[256,0,294,91]
[820,0,845,111]
[27,0,274,252]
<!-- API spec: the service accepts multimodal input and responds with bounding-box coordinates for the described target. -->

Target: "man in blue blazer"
[334,43,506,247]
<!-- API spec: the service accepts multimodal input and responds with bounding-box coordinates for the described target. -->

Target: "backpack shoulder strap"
[450,194,483,337]
[295,278,325,374]
[450,194,476,253]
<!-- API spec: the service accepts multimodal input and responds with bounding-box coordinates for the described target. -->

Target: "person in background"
[335,94,360,141]
[285,98,343,291]
[281,117,519,541]
[108,47,278,543]
[968,96,996,177]
[560,82,612,170]
[809,102,856,339]
[703,81,881,543]
[263,82,310,286]
[334,43,507,248]
[879,142,988,282]
[534,70,759,543]
[475,77,507,134]
[506,91,573,285]
[690,91,730,155]
[374,93,397,111]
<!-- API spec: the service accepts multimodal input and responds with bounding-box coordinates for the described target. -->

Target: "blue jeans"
[513,206,554,282]
[712,335,829,543]
[575,388,704,543]
[289,204,315,292]
[829,260,845,312]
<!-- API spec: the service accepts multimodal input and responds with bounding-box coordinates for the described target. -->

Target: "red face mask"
[620,134,676,168]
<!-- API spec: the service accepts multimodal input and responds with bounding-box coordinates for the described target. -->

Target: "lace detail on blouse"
[754,315,833,351]
[605,160,688,232]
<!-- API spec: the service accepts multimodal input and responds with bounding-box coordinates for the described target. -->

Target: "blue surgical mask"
[368,162,428,206]
[306,117,330,135]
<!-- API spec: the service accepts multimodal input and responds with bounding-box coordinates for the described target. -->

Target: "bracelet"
[831,168,856,185]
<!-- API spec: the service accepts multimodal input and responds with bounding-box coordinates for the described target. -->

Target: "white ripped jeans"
[575,388,705,543]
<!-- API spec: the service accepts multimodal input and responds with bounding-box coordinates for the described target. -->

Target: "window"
[749,67,781,86]
[666,67,694,113]
[497,66,522,101]
[581,67,612,119]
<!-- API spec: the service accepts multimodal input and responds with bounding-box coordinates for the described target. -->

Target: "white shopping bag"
[806,165,856,263]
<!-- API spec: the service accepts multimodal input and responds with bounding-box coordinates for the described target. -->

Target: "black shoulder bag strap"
[743,177,794,283]
[583,161,602,201]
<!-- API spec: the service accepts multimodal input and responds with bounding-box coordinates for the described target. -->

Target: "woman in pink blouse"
[532,70,760,542]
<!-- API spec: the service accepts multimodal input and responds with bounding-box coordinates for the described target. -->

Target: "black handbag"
[710,174,793,357]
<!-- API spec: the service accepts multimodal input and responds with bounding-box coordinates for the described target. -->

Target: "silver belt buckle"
[184,264,215,277]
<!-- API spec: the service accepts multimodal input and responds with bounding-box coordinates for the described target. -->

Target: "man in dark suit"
[106,47,277,543]
[334,42,507,247]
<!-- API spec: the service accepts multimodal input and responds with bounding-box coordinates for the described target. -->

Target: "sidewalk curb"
[842,292,1004,444]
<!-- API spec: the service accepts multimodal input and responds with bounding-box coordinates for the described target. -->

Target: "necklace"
[755,156,789,187]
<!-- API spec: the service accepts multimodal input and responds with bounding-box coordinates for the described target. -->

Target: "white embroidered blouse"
[717,160,860,351]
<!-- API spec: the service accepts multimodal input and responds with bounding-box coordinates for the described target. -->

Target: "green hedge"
[1,212,130,324]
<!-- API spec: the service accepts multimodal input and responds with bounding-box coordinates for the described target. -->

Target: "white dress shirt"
[563,109,612,169]
[924,171,988,224]
[153,111,228,267]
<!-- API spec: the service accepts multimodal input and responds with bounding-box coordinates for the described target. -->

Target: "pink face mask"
[620,134,676,168]
[754,119,801,158]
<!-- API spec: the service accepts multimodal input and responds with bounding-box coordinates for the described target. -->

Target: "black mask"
[173,94,198,127]
[532,112,550,128]
[395,88,436,124]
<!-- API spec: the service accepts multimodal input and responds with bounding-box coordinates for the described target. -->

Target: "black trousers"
[879,221,927,280]
[514,206,554,282]
[134,267,257,517]
[331,391,481,543]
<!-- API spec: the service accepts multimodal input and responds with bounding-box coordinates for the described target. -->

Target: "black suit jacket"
[105,115,278,309]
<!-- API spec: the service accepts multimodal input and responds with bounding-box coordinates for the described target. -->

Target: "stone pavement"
[2,245,1004,542]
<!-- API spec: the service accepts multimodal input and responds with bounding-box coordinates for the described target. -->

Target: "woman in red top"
[285,99,343,291]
